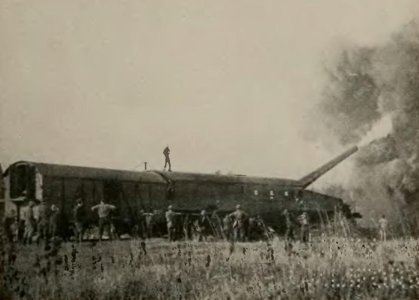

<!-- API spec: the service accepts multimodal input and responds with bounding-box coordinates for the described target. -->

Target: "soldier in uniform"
[248,215,265,240]
[222,214,233,241]
[229,204,248,242]
[163,146,172,172]
[91,200,117,241]
[23,200,36,245]
[144,211,155,238]
[198,210,211,241]
[378,215,388,242]
[210,201,223,238]
[3,209,18,243]
[49,204,60,238]
[247,216,258,240]
[137,209,147,239]
[36,199,50,245]
[165,205,181,241]
[182,214,193,240]
[283,209,295,241]
[73,199,86,242]
[298,211,309,243]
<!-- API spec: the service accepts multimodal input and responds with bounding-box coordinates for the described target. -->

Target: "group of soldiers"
[3,199,60,245]
[282,209,311,243]
[0,199,318,244]
[3,196,390,244]
[138,204,316,243]
[3,198,118,244]
[130,204,264,242]
[72,198,117,242]
[161,204,273,242]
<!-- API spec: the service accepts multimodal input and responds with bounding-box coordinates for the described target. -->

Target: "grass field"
[1,236,419,300]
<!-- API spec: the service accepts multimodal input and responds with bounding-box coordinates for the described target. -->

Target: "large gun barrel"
[298,146,358,188]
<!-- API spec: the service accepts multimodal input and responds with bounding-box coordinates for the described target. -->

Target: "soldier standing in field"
[298,211,310,243]
[73,199,86,243]
[3,209,18,243]
[91,200,117,242]
[222,214,233,241]
[378,215,388,242]
[247,216,258,240]
[144,211,154,238]
[37,199,50,245]
[165,205,179,241]
[198,210,211,241]
[137,209,147,239]
[23,200,36,245]
[283,209,295,241]
[49,204,60,238]
[229,205,248,242]
[163,145,172,172]
[210,201,223,238]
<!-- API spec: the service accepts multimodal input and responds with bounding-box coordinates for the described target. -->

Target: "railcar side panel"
[137,183,151,209]
[149,183,167,210]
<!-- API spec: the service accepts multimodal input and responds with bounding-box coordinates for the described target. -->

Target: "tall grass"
[1,231,418,300]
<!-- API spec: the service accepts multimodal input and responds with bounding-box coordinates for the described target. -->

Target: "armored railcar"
[1,147,359,238]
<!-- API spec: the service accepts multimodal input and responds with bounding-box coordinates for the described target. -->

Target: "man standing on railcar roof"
[163,145,172,172]
[91,200,117,242]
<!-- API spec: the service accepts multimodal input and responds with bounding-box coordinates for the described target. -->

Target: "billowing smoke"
[317,21,419,232]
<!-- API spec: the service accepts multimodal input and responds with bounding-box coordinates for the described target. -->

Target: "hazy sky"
[1,0,418,184]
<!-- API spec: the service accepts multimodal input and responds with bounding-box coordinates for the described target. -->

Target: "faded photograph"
[1,1,419,299]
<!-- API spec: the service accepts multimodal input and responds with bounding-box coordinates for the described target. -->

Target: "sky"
[1,0,418,185]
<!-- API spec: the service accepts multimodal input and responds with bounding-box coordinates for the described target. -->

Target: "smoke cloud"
[316,21,419,232]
